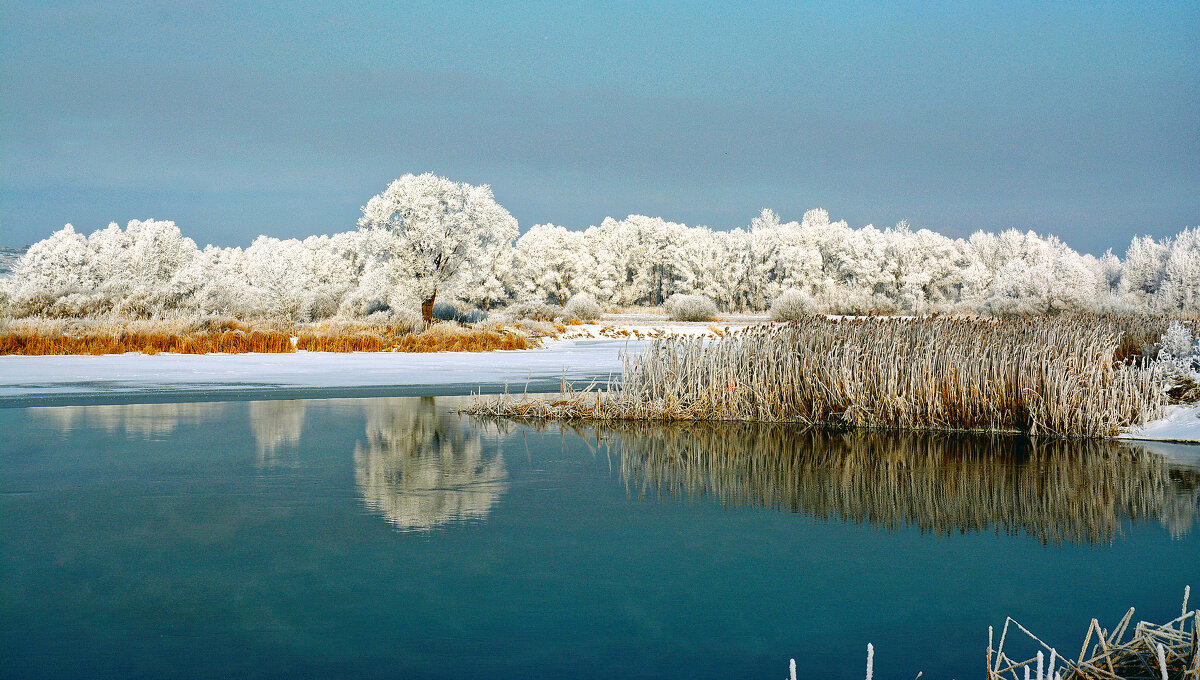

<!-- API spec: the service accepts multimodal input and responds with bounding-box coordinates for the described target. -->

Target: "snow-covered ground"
[0,336,646,406]
[1120,404,1200,445]
[0,321,736,406]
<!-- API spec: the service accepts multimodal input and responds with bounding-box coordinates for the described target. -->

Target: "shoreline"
[4,318,1198,444]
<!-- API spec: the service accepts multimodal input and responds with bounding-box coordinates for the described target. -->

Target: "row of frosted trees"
[3,178,1199,321]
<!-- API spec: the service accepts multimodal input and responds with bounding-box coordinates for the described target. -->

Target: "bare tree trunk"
[421,295,436,323]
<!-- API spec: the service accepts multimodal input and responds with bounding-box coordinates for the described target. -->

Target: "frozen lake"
[3,396,1198,679]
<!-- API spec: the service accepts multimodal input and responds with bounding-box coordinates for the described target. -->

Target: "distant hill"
[0,246,26,278]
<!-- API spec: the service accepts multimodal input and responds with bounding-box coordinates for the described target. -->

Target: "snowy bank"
[1120,404,1200,444]
[0,322,734,406]
[0,336,646,406]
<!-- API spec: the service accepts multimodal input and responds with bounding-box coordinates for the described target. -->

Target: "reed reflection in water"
[579,422,1200,545]
[354,397,508,531]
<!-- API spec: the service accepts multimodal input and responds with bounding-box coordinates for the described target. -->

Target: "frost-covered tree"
[1157,227,1200,314]
[5,220,201,317]
[6,180,1200,322]
[981,250,1103,316]
[589,215,691,307]
[514,224,594,304]
[122,219,199,285]
[459,241,515,311]
[740,209,823,310]
[1119,234,1170,305]
[357,173,518,321]
[8,224,98,303]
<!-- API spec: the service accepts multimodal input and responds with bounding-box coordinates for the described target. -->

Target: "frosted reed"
[471,316,1168,437]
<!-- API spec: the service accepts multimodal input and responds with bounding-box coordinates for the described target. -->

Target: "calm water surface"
[2,396,1197,679]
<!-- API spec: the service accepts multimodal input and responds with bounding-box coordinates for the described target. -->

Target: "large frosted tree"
[357,173,518,321]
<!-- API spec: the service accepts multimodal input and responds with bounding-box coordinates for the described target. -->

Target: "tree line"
[3,173,1198,321]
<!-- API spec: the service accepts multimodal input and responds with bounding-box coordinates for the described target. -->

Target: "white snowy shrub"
[1160,322,1194,359]
[301,286,347,321]
[563,293,602,321]
[1157,321,1200,376]
[769,289,818,321]
[113,286,178,319]
[507,300,563,322]
[373,307,426,335]
[46,291,115,318]
[338,291,392,318]
[666,294,718,321]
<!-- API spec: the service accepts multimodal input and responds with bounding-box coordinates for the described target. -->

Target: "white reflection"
[32,402,228,438]
[355,397,508,531]
[249,400,308,466]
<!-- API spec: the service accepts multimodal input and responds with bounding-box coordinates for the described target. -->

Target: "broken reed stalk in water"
[787,588,1197,680]
[469,316,1169,438]
[989,587,1198,680]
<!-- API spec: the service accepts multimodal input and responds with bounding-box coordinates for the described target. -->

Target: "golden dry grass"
[470,315,1172,438]
[0,316,541,355]
[0,329,295,355]
[0,316,292,355]
[389,323,532,352]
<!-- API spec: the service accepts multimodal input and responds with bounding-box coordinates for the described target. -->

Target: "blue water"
[2,396,1197,679]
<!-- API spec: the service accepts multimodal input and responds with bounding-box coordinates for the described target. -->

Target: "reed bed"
[0,316,295,355]
[0,315,540,355]
[0,329,298,355]
[390,322,532,352]
[296,318,535,352]
[523,421,1198,545]
[470,316,1170,437]
[989,588,1198,680]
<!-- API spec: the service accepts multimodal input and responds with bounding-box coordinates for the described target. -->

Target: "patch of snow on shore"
[1122,405,1200,444]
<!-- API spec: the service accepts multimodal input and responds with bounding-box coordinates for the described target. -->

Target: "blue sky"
[1,1,1197,254]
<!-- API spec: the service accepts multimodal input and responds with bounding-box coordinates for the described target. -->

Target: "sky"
[1,1,1197,255]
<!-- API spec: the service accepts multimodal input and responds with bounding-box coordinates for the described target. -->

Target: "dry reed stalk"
[989,588,1198,680]
[470,316,1171,438]
[295,318,537,353]
[390,324,533,352]
[0,328,295,355]
[0,316,537,355]
[295,332,389,352]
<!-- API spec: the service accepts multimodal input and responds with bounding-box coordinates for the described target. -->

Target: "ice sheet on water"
[0,337,642,404]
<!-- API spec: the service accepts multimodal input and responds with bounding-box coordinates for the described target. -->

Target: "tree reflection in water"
[355,397,508,531]
[249,400,308,466]
[583,423,1199,545]
[31,402,229,438]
